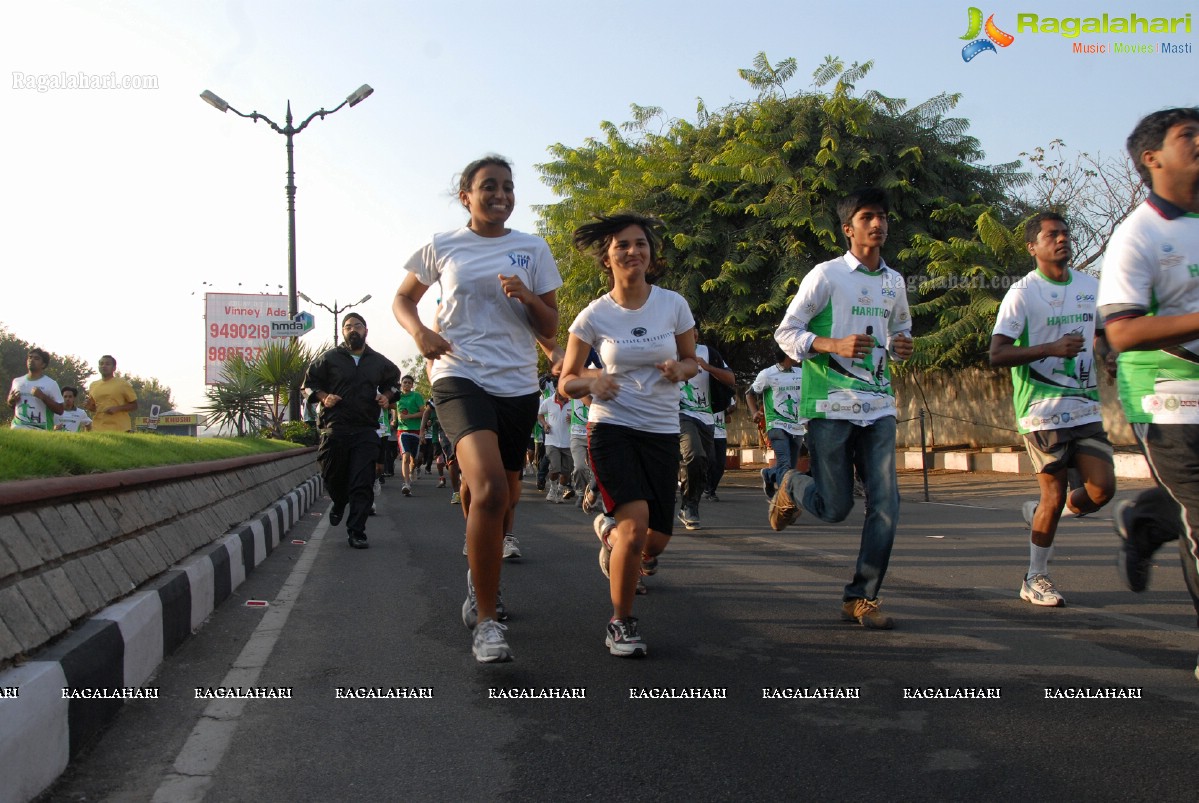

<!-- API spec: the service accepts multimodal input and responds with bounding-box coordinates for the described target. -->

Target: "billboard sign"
[205,293,290,384]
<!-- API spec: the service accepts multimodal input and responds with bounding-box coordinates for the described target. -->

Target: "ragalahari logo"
[961,7,1015,61]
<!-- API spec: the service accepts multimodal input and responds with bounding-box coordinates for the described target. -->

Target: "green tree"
[252,339,316,436]
[124,374,176,414]
[537,54,1023,377]
[200,353,270,436]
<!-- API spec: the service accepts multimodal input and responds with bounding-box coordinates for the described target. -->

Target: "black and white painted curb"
[0,475,322,803]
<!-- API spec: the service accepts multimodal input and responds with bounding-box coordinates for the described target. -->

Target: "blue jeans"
[789,416,899,602]
[767,428,804,486]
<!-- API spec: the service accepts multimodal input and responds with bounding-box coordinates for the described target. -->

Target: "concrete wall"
[0,450,322,803]
[723,368,1133,449]
[0,449,318,666]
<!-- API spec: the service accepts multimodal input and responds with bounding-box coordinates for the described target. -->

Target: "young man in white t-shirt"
[53,386,93,432]
[538,386,573,503]
[676,329,735,530]
[1097,107,1199,681]
[990,212,1116,607]
[8,348,64,430]
[772,187,914,629]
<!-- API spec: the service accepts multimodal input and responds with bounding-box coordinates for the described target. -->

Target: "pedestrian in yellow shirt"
[85,355,138,432]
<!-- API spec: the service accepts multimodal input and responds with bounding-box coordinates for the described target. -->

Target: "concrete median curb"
[0,475,322,803]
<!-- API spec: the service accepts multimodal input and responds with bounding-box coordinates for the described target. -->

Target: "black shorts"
[588,422,678,535]
[432,377,538,472]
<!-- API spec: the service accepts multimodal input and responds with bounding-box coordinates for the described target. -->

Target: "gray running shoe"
[472,619,513,663]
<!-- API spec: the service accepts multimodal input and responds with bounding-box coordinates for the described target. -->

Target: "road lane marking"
[151,511,329,802]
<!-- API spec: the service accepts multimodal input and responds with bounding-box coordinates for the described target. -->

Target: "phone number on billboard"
[208,346,265,362]
[210,323,272,340]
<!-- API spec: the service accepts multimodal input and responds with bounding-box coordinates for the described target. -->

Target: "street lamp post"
[201,84,373,419]
[298,292,372,343]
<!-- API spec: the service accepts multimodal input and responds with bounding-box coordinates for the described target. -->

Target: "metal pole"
[920,408,929,502]
[333,302,339,344]
[284,102,301,422]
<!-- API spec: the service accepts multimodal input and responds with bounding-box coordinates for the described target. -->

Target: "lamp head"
[346,84,374,107]
[200,90,229,112]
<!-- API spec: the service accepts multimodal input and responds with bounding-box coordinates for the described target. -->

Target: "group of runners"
[303,107,1199,680]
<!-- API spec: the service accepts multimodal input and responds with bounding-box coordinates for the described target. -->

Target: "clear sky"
[2,0,1195,413]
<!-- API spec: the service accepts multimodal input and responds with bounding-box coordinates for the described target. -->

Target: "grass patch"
[0,429,305,482]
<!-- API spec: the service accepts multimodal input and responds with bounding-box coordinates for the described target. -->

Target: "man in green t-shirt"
[395,375,425,495]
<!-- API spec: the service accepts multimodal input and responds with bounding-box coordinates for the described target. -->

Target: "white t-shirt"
[712,409,727,439]
[750,364,806,435]
[775,252,912,425]
[9,374,62,430]
[1097,196,1199,424]
[404,227,563,397]
[569,398,589,439]
[538,394,572,449]
[679,344,714,426]
[55,408,92,432]
[569,286,696,435]
[992,269,1103,434]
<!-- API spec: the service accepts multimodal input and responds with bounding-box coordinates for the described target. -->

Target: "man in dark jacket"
[303,313,401,548]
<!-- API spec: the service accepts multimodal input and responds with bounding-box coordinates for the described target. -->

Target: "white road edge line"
[151,508,330,803]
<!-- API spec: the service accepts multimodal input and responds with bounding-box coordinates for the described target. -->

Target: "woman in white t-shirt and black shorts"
[558,213,698,657]
[393,155,562,664]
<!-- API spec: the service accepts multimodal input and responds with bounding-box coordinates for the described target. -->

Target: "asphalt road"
[46,468,1198,802]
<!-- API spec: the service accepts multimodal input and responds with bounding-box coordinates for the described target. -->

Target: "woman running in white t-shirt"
[558,213,698,657]
[393,155,562,664]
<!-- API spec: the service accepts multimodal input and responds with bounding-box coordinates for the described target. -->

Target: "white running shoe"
[1020,573,1065,607]
[503,534,522,560]
[594,513,615,578]
[605,617,647,658]
[402,483,411,497]
[472,619,513,663]
[372,478,382,496]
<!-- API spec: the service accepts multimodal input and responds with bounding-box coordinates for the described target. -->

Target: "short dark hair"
[457,155,512,196]
[100,354,116,365]
[28,348,50,366]
[836,188,890,228]
[572,213,666,289]
[1024,211,1067,245]
[62,386,77,395]
[1126,107,1199,185]
[401,375,415,383]
[342,312,366,327]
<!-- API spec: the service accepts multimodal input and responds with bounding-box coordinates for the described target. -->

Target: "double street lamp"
[298,292,372,343]
[200,83,373,418]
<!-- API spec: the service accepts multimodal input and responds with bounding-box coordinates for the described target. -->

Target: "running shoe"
[402,483,411,497]
[503,534,522,560]
[635,578,647,595]
[437,477,447,488]
[703,491,719,502]
[841,597,894,629]
[561,487,576,500]
[1114,498,1152,592]
[677,505,700,531]
[347,532,369,550]
[760,468,776,501]
[640,554,659,576]
[372,478,382,497]
[768,470,810,531]
[1020,573,1065,607]
[605,617,647,657]
[594,514,615,578]
[582,487,599,513]
[450,491,461,505]
[462,569,508,629]
[546,486,557,502]
[472,619,513,663]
